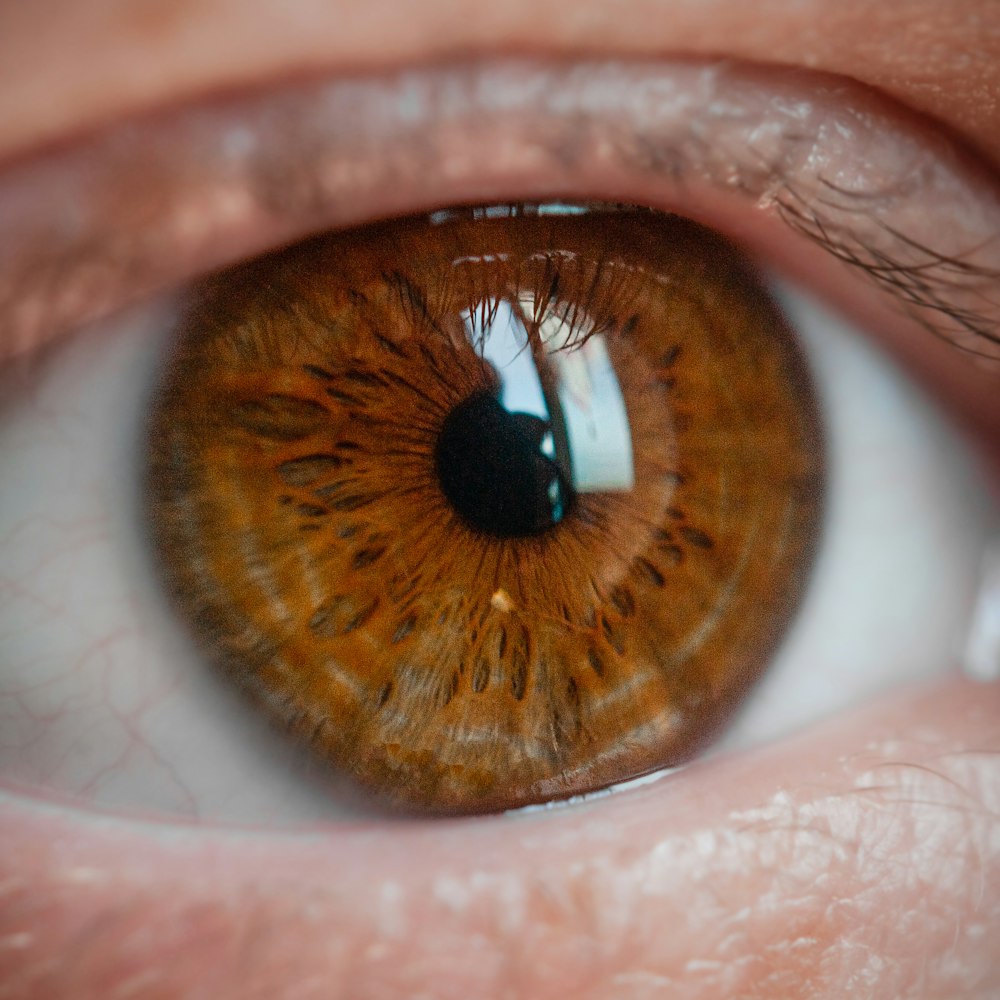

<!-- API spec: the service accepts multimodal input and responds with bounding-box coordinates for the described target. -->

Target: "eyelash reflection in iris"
[146,204,823,814]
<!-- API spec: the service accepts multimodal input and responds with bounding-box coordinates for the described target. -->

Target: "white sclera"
[0,283,995,824]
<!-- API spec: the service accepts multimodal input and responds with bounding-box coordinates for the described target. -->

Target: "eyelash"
[774,178,1000,360]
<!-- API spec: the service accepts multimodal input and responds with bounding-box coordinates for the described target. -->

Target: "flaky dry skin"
[147,209,822,812]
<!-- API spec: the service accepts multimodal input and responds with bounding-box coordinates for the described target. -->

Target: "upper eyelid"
[0,57,998,370]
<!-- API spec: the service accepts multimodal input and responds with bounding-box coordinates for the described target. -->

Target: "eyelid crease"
[0,57,998,371]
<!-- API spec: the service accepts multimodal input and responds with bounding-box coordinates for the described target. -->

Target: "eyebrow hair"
[0,58,997,369]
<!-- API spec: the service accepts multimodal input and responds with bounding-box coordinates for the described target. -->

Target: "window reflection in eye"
[0,187,996,820]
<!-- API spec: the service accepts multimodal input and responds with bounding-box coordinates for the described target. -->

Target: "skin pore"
[0,1,999,998]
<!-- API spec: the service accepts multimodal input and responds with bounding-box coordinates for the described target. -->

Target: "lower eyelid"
[1,677,997,998]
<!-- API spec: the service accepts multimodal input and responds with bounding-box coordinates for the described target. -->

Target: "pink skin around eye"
[1,2,1000,997]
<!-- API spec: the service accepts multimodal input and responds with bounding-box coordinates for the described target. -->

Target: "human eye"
[2,51,999,998]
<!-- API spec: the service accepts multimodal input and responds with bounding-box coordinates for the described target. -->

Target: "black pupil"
[435,391,574,538]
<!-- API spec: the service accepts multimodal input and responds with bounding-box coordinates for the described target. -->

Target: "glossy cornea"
[147,207,823,813]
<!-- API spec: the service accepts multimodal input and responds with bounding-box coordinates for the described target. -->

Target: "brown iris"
[147,206,823,814]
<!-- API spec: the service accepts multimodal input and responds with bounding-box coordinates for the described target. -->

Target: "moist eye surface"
[146,204,824,814]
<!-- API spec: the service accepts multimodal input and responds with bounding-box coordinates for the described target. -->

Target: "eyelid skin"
[1,0,997,166]
[1,59,1000,388]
